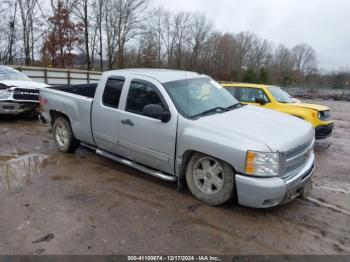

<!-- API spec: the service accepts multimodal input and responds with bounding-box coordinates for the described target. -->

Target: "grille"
[282,139,314,179]
[12,88,39,101]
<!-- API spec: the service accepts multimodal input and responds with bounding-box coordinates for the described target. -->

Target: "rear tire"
[185,153,235,206]
[53,116,80,153]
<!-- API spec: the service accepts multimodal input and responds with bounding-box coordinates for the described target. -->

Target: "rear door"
[91,76,125,155]
[117,78,178,174]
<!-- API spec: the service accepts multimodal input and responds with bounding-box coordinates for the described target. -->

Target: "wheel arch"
[50,110,72,127]
[178,149,237,191]
[51,110,80,153]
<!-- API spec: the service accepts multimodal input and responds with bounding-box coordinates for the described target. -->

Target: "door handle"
[121,119,134,127]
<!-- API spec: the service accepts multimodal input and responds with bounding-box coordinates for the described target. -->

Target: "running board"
[95,149,177,183]
[80,142,97,151]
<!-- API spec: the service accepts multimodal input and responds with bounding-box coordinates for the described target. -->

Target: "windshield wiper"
[225,103,244,110]
[191,107,229,119]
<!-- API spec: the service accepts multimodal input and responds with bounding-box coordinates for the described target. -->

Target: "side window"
[225,87,239,100]
[102,78,125,108]
[239,88,269,103]
[126,81,164,117]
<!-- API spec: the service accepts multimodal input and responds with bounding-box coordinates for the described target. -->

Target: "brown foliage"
[42,1,81,68]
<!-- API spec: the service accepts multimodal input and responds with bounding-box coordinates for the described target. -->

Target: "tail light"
[39,95,48,112]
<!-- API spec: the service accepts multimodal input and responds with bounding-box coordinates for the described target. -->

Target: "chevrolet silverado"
[40,69,315,208]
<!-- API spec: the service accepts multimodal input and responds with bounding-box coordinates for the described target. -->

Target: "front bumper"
[315,123,334,139]
[0,101,38,115]
[0,102,23,115]
[235,152,315,208]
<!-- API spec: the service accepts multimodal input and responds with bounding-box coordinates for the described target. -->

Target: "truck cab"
[222,83,334,139]
[40,69,315,208]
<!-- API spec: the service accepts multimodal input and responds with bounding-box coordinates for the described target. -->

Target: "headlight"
[318,111,331,121]
[245,151,280,177]
[0,90,12,100]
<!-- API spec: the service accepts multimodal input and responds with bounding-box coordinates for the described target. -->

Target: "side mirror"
[255,98,267,105]
[143,104,171,123]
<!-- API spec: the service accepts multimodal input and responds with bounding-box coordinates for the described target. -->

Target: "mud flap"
[177,176,185,192]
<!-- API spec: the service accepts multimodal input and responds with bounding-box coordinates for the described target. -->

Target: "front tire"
[53,117,80,153]
[185,153,235,206]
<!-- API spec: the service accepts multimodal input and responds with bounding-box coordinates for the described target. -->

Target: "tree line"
[0,0,349,88]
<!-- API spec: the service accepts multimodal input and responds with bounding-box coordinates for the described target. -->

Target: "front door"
[118,79,177,174]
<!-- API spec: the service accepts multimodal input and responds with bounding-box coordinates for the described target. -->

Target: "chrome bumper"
[235,152,315,208]
[0,102,22,115]
[0,101,38,115]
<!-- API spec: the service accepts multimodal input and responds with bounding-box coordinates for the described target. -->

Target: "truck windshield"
[268,86,294,103]
[0,66,32,81]
[163,77,239,118]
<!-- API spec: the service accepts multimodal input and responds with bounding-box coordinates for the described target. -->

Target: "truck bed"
[47,83,97,98]
[40,83,96,146]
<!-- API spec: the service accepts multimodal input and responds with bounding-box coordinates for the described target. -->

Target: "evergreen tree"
[259,67,269,84]
[242,68,258,83]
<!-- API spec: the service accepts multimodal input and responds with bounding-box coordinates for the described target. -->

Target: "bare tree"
[104,0,118,69]
[209,33,236,80]
[162,12,176,67]
[118,0,148,68]
[172,12,191,68]
[273,44,294,85]
[188,13,213,69]
[92,0,105,70]
[2,1,335,87]
[17,0,41,65]
[137,29,157,67]
[73,0,100,70]
[0,1,18,64]
[147,7,168,67]
[292,43,317,84]
[232,32,254,79]
[105,0,148,69]
[247,35,273,71]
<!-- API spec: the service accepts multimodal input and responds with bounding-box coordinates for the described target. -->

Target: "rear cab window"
[102,78,125,108]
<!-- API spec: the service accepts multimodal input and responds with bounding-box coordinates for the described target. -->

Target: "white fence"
[7,66,350,100]
[10,65,102,86]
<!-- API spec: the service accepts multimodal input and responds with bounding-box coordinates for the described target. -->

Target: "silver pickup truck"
[40,69,315,208]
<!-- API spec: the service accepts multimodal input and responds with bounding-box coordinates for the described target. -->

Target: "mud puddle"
[0,153,48,192]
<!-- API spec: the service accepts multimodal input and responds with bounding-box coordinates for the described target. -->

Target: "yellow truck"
[222,83,333,139]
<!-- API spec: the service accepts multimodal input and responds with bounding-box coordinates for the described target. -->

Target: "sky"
[151,0,350,70]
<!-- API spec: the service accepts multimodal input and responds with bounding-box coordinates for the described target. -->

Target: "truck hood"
[194,105,314,152]
[0,80,49,89]
[286,102,329,112]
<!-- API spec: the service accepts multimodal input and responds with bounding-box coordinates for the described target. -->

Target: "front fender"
[289,110,318,127]
[176,121,270,175]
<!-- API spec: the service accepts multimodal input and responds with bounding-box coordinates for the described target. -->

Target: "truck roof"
[104,69,203,84]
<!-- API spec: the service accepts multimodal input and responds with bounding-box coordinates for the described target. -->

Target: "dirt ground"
[0,99,349,255]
